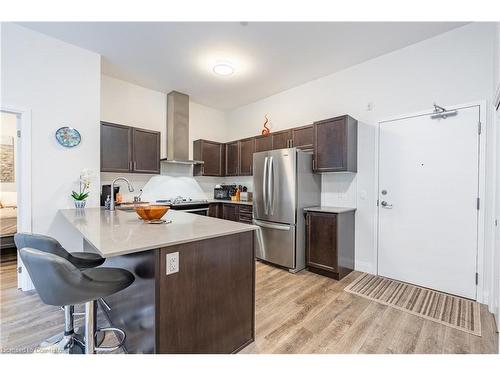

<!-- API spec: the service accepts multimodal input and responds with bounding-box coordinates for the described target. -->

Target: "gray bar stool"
[15,233,106,353]
[19,247,134,354]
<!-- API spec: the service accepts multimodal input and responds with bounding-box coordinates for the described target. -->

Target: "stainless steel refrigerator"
[253,148,321,272]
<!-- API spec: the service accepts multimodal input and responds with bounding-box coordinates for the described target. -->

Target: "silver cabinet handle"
[381,201,393,209]
[253,219,290,231]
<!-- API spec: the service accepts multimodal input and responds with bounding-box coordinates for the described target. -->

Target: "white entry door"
[377,105,480,300]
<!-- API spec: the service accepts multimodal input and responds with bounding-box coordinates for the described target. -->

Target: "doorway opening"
[0,112,18,264]
[0,107,32,290]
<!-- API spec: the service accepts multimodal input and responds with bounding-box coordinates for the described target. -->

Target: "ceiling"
[20,22,467,110]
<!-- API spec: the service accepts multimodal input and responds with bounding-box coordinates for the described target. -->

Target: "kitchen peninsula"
[59,208,257,354]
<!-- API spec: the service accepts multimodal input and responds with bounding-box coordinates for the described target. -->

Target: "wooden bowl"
[134,205,169,221]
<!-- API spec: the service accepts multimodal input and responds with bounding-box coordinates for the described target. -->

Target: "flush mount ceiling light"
[213,62,234,76]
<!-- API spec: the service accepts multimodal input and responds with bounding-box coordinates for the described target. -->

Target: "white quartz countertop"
[60,208,257,258]
[304,206,356,214]
[209,199,253,206]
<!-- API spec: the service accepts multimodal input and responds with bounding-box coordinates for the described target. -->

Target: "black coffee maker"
[213,184,237,200]
[101,185,120,206]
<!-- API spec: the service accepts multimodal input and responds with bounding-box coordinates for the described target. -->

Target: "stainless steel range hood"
[160,90,204,165]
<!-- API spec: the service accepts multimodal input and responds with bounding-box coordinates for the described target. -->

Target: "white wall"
[226,23,497,286]
[100,75,229,200]
[1,23,101,251]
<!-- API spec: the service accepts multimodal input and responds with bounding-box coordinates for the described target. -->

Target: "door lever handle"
[381,201,393,209]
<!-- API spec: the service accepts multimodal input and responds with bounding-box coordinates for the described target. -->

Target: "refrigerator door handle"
[263,156,269,215]
[253,219,291,231]
[269,156,274,215]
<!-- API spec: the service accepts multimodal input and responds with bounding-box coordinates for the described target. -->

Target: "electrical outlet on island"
[166,252,179,275]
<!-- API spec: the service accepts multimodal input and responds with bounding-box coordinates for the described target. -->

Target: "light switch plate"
[166,252,179,275]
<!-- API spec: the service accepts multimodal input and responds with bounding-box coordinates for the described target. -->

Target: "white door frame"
[1,105,33,291]
[373,100,487,302]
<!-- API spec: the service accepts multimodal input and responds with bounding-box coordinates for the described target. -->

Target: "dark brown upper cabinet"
[254,135,272,153]
[272,130,292,150]
[291,125,313,150]
[192,114,357,177]
[132,128,160,173]
[101,122,160,174]
[101,122,132,173]
[313,115,357,173]
[239,138,255,176]
[225,141,239,176]
[193,140,225,177]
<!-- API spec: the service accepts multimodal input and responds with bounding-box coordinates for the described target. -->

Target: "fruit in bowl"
[134,205,170,221]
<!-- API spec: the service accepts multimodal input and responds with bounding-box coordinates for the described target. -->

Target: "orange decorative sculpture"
[261,114,270,136]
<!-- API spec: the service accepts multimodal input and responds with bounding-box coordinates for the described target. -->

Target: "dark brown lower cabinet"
[101,232,255,354]
[222,203,239,221]
[215,203,253,223]
[157,232,255,353]
[305,210,355,280]
[238,205,253,224]
[208,203,223,219]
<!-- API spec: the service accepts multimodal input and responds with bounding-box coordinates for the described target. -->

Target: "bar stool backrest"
[14,233,73,262]
[19,248,88,306]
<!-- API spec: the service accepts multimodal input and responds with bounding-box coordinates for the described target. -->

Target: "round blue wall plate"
[55,127,81,148]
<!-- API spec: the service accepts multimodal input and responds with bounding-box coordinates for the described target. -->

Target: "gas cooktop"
[155,197,209,207]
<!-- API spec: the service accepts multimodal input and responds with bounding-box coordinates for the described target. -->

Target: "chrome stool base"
[34,318,105,354]
[36,332,85,354]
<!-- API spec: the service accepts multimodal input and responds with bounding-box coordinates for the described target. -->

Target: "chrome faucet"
[109,177,134,211]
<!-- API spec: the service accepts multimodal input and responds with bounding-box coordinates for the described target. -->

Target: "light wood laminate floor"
[0,256,118,353]
[1,257,498,354]
[240,261,498,354]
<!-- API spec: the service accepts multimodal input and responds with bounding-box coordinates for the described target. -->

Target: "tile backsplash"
[101,170,254,203]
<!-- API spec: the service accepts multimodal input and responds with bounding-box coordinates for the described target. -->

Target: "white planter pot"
[74,200,86,209]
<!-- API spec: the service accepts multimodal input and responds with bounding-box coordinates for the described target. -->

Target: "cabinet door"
[292,125,313,150]
[239,138,255,176]
[208,203,222,218]
[313,116,357,172]
[101,122,132,172]
[222,204,239,221]
[132,128,160,174]
[306,212,338,272]
[225,141,239,176]
[194,140,224,176]
[272,130,292,150]
[254,135,272,153]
